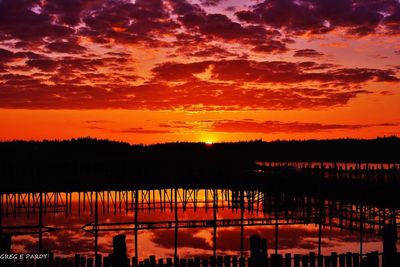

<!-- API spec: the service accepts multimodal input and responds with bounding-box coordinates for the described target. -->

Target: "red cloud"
[235,0,400,36]
[152,60,399,84]
[209,120,399,133]
[294,49,324,58]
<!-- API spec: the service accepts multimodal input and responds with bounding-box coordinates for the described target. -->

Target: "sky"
[0,0,399,144]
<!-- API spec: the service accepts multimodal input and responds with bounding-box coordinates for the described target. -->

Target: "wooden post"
[55,256,61,267]
[94,192,98,258]
[194,257,201,267]
[132,257,138,267]
[174,189,178,259]
[80,256,86,267]
[231,257,237,267]
[49,252,54,267]
[87,258,94,267]
[383,225,397,267]
[210,256,216,267]
[366,252,379,267]
[293,254,300,267]
[150,256,156,267]
[74,254,81,267]
[309,252,316,267]
[39,192,43,253]
[0,234,11,253]
[223,256,230,267]
[331,252,337,267]
[338,254,345,267]
[213,190,217,258]
[301,255,308,267]
[317,255,323,267]
[250,235,261,260]
[285,253,292,267]
[166,258,172,267]
[240,191,244,258]
[134,190,139,260]
[324,256,331,267]
[112,234,128,267]
[202,259,209,267]
[103,256,111,267]
[352,253,360,267]
[95,254,102,267]
[239,257,245,267]
[188,259,194,267]
[346,252,352,267]
[261,238,268,259]
[216,256,223,267]
[174,257,180,267]
[271,254,283,267]
[158,259,164,267]
[180,258,187,267]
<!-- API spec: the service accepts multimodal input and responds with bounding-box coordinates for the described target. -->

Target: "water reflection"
[0,189,398,259]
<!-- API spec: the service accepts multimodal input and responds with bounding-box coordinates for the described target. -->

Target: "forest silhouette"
[0,137,399,193]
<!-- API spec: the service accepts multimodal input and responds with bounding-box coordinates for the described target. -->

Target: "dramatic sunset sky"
[0,0,399,144]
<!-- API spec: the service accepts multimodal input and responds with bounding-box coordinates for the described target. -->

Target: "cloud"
[0,0,74,42]
[151,229,212,250]
[235,0,400,36]
[0,73,375,110]
[182,46,239,58]
[113,128,171,134]
[0,0,398,112]
[152,60,399,84]
[199,0,226,7]
[45,41,87,54]
[80,0,179,47]
[209,120,399,134]
[150,226,379,252]
[171,0,288,54]
[294,49,324,58]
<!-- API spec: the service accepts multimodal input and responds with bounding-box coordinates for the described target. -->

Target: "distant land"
[0,137,399,193]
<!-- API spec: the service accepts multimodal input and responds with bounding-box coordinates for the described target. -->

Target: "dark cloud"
[43,0,104,26]
[294,49,324,58]
[209,120,399,133]
[200,0,226,7]
[0,77,371,110]
[151,229,212,250]
[26,59,59,72]
[183,46,238,58]
[113,128,171,134]
[150,226,379,252]
[0,0,74,42]
[45,41,87,54]
[0,0,398,112]
[172,0,288,54]
[80,0,179,47]
[236,0,400,36]
[153,60,399,84]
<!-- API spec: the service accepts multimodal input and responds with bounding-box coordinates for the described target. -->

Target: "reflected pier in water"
[1,161,400,264]
[1,188,398,259]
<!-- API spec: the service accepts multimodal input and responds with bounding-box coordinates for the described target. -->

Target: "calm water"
[1,189,396,259]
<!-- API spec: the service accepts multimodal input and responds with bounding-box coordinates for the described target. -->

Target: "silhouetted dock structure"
[1,156,400,266]
[1,188,399,262]
[0,251,393,267]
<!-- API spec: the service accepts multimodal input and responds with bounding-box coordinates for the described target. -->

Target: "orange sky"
[0,0,399,144]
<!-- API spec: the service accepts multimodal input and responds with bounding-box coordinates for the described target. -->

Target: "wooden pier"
[0,251,394,267]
